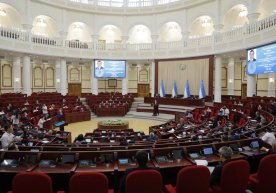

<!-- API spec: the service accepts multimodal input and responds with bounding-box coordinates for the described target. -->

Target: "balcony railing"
[0,14,275,54]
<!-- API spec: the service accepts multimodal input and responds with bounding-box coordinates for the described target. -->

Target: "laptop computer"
[100,154,113,163]
[39,160,56,167]
[202,147,213,156]
[189,153,200,159]
[79,160,96,167]
[172,149,183,160]
[155,156,169,163]
[23,155,37,166]
[62,155,75,164]
[229,143,239,152]
[118,158,129,165]
[251,133,257,138]
[1,159,18,167]
[250,141,260,149]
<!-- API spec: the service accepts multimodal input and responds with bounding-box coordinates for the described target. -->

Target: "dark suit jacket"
[119,166,159,193]
[210,160,231,186]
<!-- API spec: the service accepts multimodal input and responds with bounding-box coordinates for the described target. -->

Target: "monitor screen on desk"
[251,133,257,138]
[202,147,213,156]
[118,158,129,165]
[250,141,260,149]
[54,121,65,127]
[62,154,75,164]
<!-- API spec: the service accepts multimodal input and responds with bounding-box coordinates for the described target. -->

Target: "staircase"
[80,98,96,118]
[130,97,144,111]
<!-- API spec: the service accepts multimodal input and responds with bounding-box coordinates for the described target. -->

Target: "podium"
[53,121,68,131]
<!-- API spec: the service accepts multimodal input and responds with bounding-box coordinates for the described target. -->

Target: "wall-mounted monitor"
[94,59,126,78]
[247,42,276,75]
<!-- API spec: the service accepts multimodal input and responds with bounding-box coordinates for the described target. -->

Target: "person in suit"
[210,146,233,186]
[248,49,257,62]
[95,60,104,77]
[153,99,159,116]
[119,150,159,193]
[247,49,257,74]
[96,60,104,69]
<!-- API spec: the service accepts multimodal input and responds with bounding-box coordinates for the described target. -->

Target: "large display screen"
[94,59,126,78]
[247,43,276,75]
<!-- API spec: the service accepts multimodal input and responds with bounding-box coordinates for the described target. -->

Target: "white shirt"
[0,132,14,150]
[38,118,45,129]
[262,132,276,146]
[42,105,48,114]
[11,115,20,125]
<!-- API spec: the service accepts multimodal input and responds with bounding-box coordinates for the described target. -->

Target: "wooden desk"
[96,107,126,116]
[33,164,74,174]
[65,111,91,123]
[153,159,193,169]
[75,163,116,173]
[98,121,129,130]
[144,97,204,106]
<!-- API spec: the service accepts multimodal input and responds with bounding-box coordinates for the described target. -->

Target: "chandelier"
[0,8,6,17]
[201,17,211,27]
[239,7,248,17]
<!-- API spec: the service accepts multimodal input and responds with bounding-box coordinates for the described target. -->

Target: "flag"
[171,80,178,98]
[160,80,166,97]
[199,80,206,99]
[183,80,191,98]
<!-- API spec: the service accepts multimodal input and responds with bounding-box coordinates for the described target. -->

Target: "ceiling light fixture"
[37,18,47,27]
[239,7,248,17]
[0,8,7,17]
[74,24,82,32]
[201,18,211,27]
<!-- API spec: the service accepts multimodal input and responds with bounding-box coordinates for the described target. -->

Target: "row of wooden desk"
[0,138,269,193]
[144,97,205,106]
[95,106,126,116]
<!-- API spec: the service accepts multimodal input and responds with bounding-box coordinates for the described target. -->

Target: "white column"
[247,0,261,23]
[180,9,190,39]
[151,61,155,97]
[23,55,31,96]
[55,59,61,93]
[13,56,21,93]
[213,0,224,32]
[227,57,235,95]
[247,74,256,97]
[214,55,222,102]
[122,61,128,95]
[91,60,98,95]
[268,73,276,97]
[60,58,67,96]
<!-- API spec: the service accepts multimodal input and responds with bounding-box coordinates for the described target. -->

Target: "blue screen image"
[94,60,126,78]
[247,43,276,75]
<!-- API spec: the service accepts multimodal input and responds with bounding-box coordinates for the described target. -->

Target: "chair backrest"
[220,160,250,193]
[11,172,53,193]
[69,172,109,193]
[176,165,210,193]
[257,154,276,193]
[125,169,163,193]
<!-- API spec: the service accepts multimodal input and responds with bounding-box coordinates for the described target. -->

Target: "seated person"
[119,150,159,193]
[1,125,16,150]
[261,127,275,146]
[119,137,128,146]
[147,132,158,141]
[74,134,86,144]
[260,139,276,154]
[210,146,233,186]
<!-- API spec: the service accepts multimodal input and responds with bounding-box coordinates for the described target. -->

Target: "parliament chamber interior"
[0,0,276,193]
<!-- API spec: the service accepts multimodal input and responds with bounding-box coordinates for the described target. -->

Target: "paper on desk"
[195,159,208,166]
